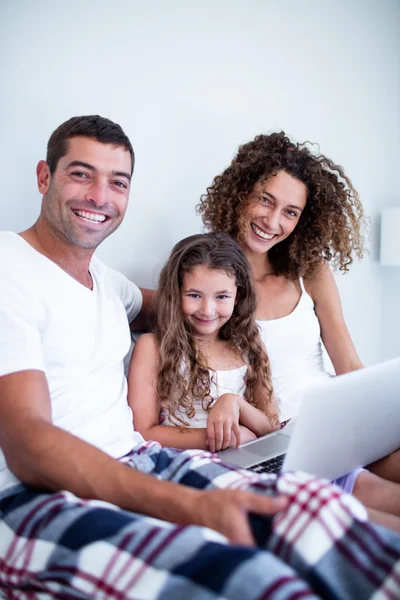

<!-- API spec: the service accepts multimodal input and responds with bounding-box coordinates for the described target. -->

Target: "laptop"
[218,356,400,480]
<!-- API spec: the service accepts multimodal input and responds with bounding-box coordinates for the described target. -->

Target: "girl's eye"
[188,293,201,299]
[216,295,229,300]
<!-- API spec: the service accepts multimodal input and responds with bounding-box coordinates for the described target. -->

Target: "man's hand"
[207,393,242,452]
[194,488,288,546]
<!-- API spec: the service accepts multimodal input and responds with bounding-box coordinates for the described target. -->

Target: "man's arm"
[0,370,286,545]
[130,287,155,332]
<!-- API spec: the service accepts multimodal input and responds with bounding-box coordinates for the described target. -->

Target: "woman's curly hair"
[198,132,366,279]
[155,232,277,428]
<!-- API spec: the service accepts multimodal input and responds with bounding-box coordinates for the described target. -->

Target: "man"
[0,115,398,599]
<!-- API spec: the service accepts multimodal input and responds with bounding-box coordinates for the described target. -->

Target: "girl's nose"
[200,298,215,316]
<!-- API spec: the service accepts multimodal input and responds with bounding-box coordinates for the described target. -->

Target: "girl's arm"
[305,263,363,375]
[206,393,279,452]
[237,391,280,436]
[128,334,209,449]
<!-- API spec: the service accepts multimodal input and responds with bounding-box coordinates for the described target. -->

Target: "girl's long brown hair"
[155,232,276,427]
[198,132,366,279]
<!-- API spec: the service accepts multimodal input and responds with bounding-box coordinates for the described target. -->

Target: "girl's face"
[181,265,237,340]
[241,170,307,255]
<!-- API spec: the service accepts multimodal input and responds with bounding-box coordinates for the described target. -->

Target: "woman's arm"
[127,334,209,449]
[305,263,363,375]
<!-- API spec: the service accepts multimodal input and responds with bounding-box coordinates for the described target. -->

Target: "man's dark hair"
[46,115,135,174]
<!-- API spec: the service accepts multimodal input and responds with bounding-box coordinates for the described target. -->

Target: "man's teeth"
[74,210,107,223]
[251,224,275,240]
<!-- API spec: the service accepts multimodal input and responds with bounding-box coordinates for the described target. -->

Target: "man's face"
[38,136,132,250]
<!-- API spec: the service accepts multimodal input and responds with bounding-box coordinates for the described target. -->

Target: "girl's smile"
[180,265,237,340]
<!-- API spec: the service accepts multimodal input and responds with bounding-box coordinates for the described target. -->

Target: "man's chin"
[67,224,120,250]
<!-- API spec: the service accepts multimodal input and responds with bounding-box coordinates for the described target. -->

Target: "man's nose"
[84,178,109,207]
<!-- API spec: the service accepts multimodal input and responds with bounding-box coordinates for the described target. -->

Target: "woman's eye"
[287,210,298,217]
[261,196,273,206]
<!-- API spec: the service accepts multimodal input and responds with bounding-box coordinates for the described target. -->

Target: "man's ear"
[36,160,51,194]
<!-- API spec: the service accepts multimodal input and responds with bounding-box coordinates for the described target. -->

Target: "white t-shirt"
[0,232,144,492]
[161,364,247,427]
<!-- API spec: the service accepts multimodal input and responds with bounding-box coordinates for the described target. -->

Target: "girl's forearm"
[238,398,279,436]
[139,424,208,449]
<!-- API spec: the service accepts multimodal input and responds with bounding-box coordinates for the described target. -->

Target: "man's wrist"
[125,469,202,526]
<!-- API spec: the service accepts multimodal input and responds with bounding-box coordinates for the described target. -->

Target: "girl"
[128,231,400,531]
[198,130,400,509]
[128,232,280,452]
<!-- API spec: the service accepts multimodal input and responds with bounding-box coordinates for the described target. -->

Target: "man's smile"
[72,209,108,224]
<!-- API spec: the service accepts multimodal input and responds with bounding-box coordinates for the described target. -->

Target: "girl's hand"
[235,425,257,446]
[206,393,242,452]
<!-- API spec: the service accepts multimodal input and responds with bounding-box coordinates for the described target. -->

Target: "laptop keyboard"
[248,453,286,474]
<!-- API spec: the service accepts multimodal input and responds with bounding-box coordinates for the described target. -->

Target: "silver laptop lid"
[282,356,400,480]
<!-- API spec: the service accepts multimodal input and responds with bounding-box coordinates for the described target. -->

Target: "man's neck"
[19,220,94,289]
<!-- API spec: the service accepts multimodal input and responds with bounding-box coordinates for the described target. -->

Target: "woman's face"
[241,170,307,254]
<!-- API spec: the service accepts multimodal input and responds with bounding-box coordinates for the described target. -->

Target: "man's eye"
[114,181,128,189]
[71,171,88,179]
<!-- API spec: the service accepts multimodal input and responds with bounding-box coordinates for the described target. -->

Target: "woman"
[198,131,400,510]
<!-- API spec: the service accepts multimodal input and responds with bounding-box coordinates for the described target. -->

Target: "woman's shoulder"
[303,261,333,299]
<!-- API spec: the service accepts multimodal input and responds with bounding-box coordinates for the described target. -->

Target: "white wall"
[1,0,399,365]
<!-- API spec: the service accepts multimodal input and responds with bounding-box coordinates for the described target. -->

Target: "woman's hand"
[206,393,242,452]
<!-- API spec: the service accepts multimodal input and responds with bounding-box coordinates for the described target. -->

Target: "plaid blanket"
[0,441,399,599]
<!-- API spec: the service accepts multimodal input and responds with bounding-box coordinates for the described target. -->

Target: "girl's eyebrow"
[184,288,233,294]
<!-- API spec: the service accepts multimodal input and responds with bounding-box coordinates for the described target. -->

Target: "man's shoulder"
[91,256,138,292]
[90,256,142,317]
[0,231,20,252]
[0,231,32,272]
[91,255,127,281]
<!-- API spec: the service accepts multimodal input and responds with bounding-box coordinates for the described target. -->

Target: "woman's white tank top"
[161,364,247,428]
[257,278,332,422]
